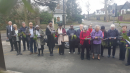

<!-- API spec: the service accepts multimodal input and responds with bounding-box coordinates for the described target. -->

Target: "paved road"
[1,20,130,73]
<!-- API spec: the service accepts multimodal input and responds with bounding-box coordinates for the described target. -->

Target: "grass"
[115,21,130,24]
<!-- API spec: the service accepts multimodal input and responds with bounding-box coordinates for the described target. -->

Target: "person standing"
[91,25,103,60]
[20,22,29,51]
[107,24,119,58]
[12,24,22,55]
[80,25,91,60]
[56,23,66,55]
[88,25,93,33]
[67,25,77,54]
[46,21,55,56]
[101,26,107,57]
[6,21,14,52]
[34,25,45,56]
[126,39,130,66]
[25,22,37,55]
[76,24,83,55]
[119,25,127,61]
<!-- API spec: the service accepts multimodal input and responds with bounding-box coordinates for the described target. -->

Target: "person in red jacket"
[80,25,91,60]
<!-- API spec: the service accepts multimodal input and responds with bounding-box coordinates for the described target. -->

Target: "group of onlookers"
[6,20,130,66]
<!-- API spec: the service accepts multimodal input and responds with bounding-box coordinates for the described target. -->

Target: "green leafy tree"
[40,11,53,24]
[66,0,82,23]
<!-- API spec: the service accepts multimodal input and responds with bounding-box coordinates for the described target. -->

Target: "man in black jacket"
[107,24,119,58]
[6,21,14,52]
[101,26,107,57]
[20,22,29,51]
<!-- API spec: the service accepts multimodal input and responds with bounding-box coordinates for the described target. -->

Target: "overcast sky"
[78,0,130,14]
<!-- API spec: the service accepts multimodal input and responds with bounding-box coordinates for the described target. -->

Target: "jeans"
[30,38,37,53]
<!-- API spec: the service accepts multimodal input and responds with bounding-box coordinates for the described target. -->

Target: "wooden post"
[0,33,6,70]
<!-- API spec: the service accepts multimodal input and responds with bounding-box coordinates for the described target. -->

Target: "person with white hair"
[20,22,30,51]
[91,25,103,60]
[107,24,119,58]
[6,21,15,52]
[34,25,45,56]
[80,25,91,60]
[76,24,83,55]
[12,24,22,55]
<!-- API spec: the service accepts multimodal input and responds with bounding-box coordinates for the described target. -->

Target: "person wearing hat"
[67,25,77,54]
[34,25,45,56]
[46,21,55,56]
[101,26,107,57]
[80,25,91,60]
[56,23,66,55]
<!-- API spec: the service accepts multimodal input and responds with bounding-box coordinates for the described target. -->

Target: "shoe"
[101,55,104,57]
[112,56,115,58]
[73,52,75,54]
[125,63,130,66]
[81,58,84,60]
[19,53,22,55]
[23,50,26,51]
[16,53,19,55]
[87,58,90,60]
[108,55,110,58]
[69,52,71,54]
[38,54,40,56]
[29,52,33,55]
[10,50,13,52]
[34,52,38,54]
[41,54,44,56]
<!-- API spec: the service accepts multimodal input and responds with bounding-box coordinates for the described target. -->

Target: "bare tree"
[86,1,91,20]
[104,0,114,21]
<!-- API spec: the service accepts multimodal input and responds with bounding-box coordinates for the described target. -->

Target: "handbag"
[63,35,69,42]
[44,35,48,43]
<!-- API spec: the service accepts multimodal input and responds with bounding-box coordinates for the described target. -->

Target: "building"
[53,0,67,22]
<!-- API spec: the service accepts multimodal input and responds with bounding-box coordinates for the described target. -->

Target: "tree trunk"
[24,6,29,26]
[104,0,108,22]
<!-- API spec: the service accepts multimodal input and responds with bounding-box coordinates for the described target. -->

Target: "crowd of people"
[6,21,130,66]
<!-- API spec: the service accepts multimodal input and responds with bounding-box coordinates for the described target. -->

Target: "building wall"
[54,14,63,22]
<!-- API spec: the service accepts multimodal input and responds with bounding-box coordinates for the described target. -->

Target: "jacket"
[67,28,76,41]
[6,25,14,39]
[25,27,35,41]
[12,29,22,42]
[34,29,45,46]
[91,30,103,44]
[76,29,82,38]
[80,31,91,45]
[20,26,28,38]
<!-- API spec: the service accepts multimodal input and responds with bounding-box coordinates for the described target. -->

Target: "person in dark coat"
[25,22,37,55]
[56,23,66,55]
[76,24,83,55]
[126,34,130,66]
[46,21,55,56]
[67,25,77,54]
[101,26,107,57]
[20,22,29,51]
[119,25,127,61]
[6,21,15,52]
[12,24,22,55]
[107,24,119,58]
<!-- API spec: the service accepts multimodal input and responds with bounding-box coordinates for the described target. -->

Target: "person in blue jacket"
[76,24,83,55]
[67,25,76,54]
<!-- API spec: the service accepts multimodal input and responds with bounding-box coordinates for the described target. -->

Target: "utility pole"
[63,0,65,28]
[104,0,108,22]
